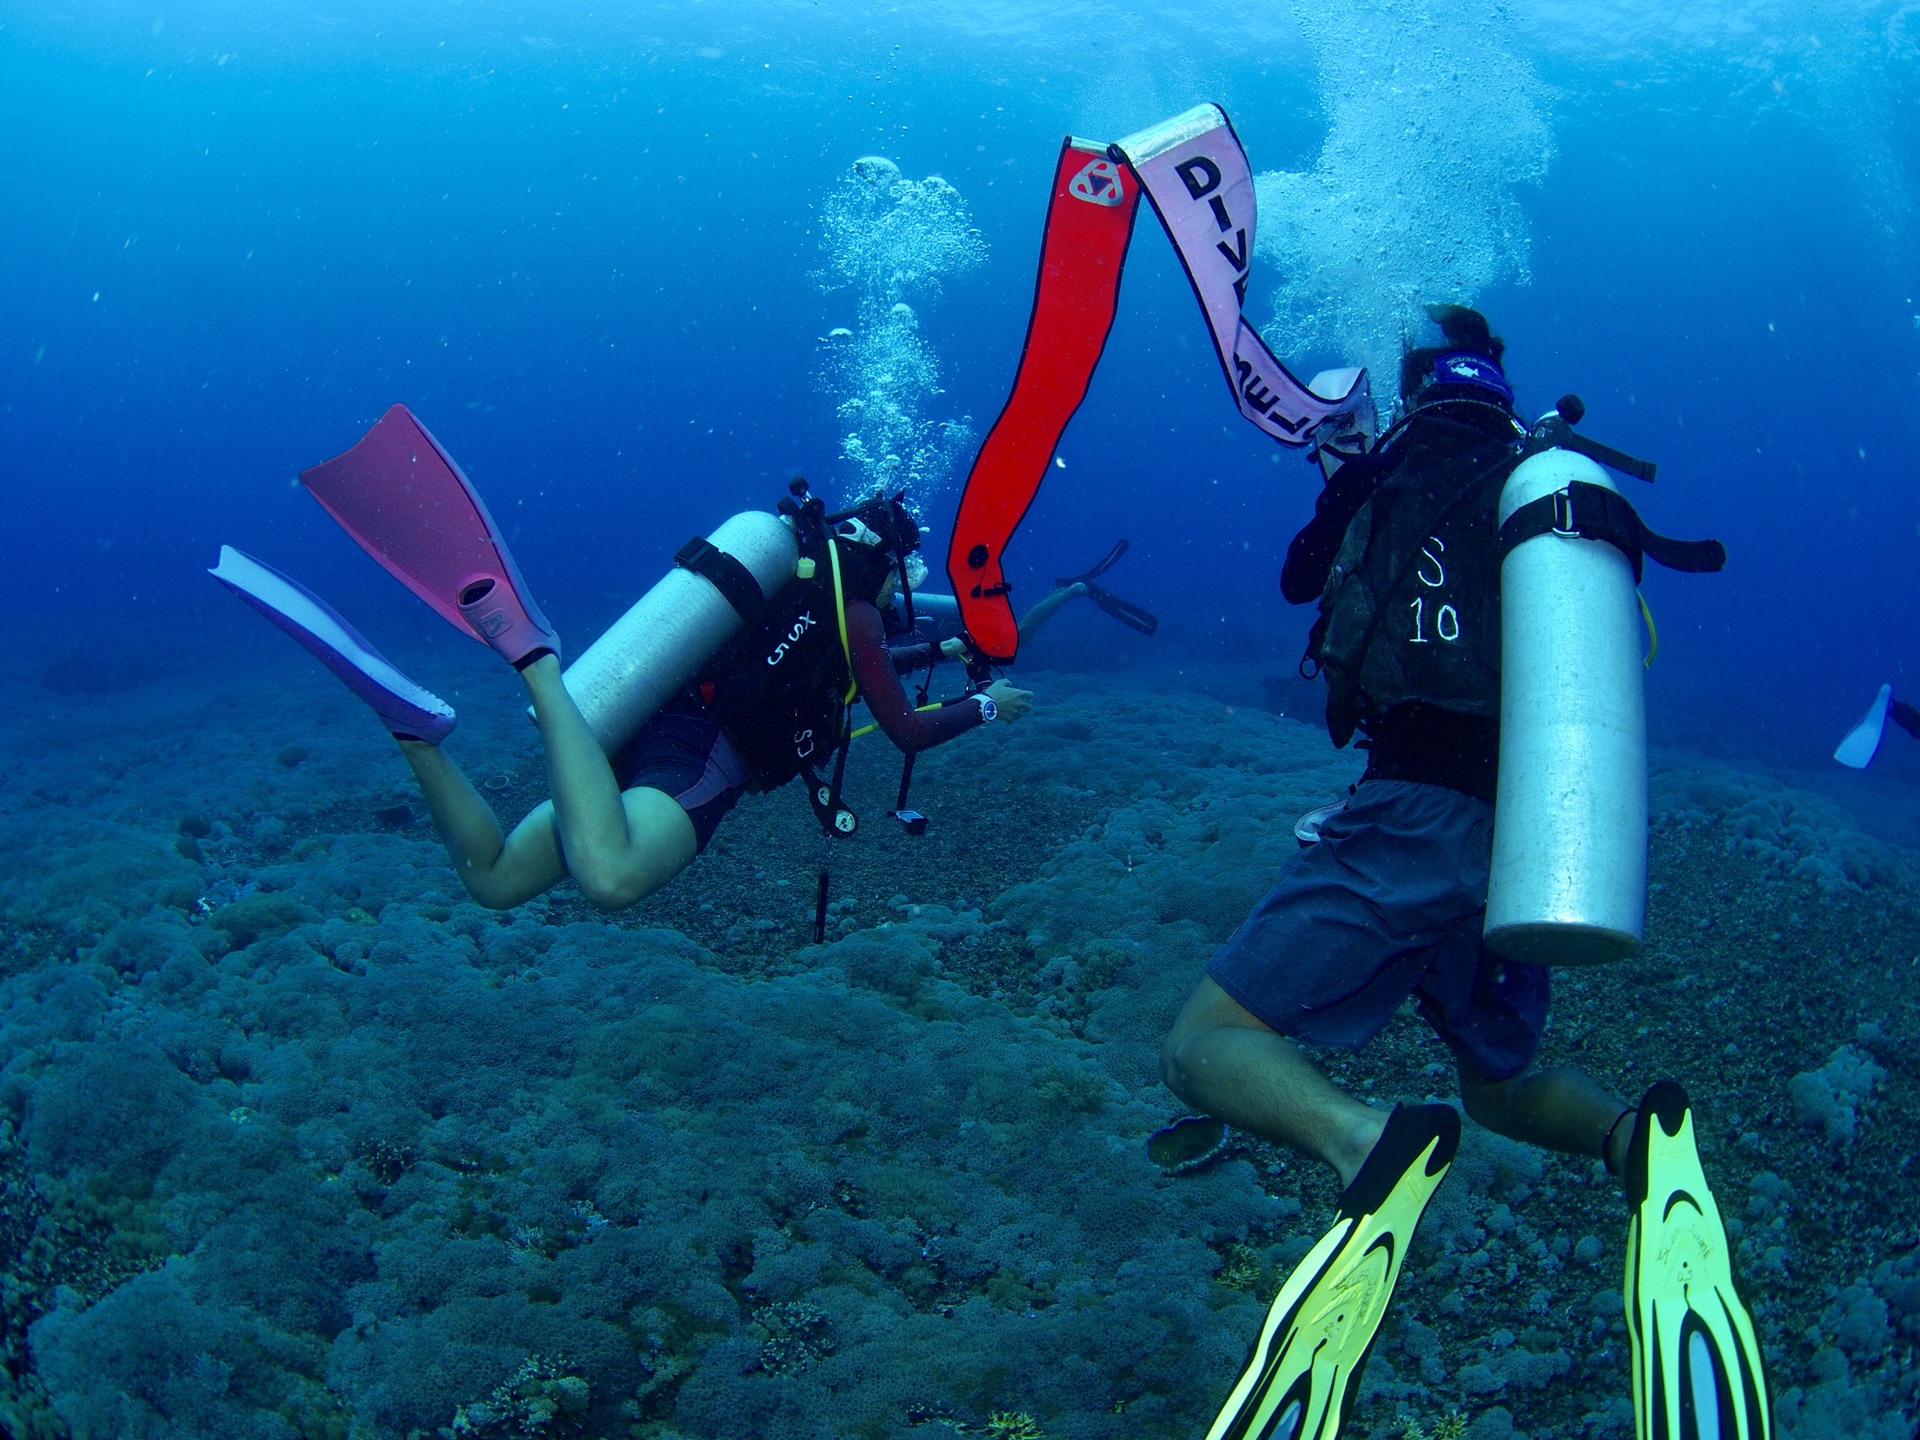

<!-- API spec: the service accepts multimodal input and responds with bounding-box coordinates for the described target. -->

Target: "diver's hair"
[1400,304,1506,404]
[833,494,921,603]
[833,538,899,604]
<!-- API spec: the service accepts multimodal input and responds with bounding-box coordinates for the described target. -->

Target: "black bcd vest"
[693,559,853,791]
[1309,415,1519,748]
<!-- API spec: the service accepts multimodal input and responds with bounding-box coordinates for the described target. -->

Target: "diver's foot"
[457,575,560,668]
[1604,1105,1635,1179]
[1332,1108,1390,1192]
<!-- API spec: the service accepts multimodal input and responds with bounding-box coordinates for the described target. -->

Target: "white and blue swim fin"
[1833,684,1893,769]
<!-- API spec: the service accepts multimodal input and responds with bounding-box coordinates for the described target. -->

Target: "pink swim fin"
[300,405,558,666]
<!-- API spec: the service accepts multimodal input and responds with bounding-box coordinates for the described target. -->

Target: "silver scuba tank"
[559,511,800,755]
[1483,447,1646,966]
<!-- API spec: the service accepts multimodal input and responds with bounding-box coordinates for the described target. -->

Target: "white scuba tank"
[1483,448,1647,966]
[559,511,800,755]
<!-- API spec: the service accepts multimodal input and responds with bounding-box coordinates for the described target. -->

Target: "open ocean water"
[1,2,1918,1437]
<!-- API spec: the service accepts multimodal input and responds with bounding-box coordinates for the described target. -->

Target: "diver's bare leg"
[1163,977,1385,1188]
[399,741,567,908]
[1459,1065,1634,1179]
[1016,582,1087,643]
[517,654,697,909]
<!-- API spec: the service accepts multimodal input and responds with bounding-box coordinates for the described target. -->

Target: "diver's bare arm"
[399,741,567,909]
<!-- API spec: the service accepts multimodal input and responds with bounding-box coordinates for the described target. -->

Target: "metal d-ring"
[1550,487,1581,538]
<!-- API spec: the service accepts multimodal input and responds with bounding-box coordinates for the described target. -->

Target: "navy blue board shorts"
[1208,779,1549,1082]
[612,707,752,853]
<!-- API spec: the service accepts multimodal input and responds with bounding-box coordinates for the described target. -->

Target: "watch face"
[978,696,997,722]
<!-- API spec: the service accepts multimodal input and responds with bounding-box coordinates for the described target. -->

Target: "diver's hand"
[940,636,969,661]
[984,680,1032,721]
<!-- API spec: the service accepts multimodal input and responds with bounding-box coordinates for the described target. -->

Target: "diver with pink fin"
[213,404,1029,913]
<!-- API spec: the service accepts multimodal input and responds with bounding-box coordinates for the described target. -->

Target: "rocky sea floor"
[0,650,1915,1440]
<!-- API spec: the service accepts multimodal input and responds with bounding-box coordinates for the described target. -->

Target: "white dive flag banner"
[1113,104,1371,446]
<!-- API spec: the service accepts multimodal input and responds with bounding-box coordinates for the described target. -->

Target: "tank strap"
[1527,422,1659,483]
[1496,481,1726,583]
[674,535,769,626]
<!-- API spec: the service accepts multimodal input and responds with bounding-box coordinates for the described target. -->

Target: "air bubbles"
[817,158,986,505]
[850,155,902,184]
[1253,0,1550,424]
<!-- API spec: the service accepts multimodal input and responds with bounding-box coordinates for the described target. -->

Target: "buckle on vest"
[1550,488,1580,538]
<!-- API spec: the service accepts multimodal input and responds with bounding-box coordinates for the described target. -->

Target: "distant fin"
[1834,684,1893,769]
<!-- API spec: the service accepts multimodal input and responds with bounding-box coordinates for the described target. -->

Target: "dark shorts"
[612,709,751,853]
[1208,779,1549,1081]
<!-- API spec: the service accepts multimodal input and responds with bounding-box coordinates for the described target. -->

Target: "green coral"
[1403,1410,1467,1440]
[1215,1243,1264,1293]
[448,1356,590,1439]
[985,1412,1044,1440]
[755,1300,835,1375]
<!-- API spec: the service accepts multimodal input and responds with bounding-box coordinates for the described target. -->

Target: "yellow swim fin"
[1204,1103,1461,1440]
[1624,1081,1772,1440]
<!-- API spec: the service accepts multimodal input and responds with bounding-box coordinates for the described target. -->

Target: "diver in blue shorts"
[1161,307,1771,1440]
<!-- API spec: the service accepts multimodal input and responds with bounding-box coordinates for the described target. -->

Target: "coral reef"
[448,1357,590,1439]
[0,657,1916,1438]
[1786,1045,1886,1151]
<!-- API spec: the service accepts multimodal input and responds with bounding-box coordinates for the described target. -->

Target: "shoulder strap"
[823,538,858,706]
[1496,481,1726,583]
[798,538,862,841]
[675,535,769,626]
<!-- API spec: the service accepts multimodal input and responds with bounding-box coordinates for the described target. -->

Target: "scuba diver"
[212,406,1030,913]
[882,537,1159,676]
[1158,307,1769,1440]
[1834,683,1920,767]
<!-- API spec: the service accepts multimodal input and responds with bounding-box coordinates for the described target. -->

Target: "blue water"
[3,4,1919,1438]
[9,2,1915,765]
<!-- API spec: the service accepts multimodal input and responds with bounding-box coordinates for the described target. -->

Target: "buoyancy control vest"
[693,535,858,793]
[1308,414,1520,748]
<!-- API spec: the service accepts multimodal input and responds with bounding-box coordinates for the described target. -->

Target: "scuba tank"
[1483,446,1646,966]
[559,510,800,755]
[1482,397,1723,965]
